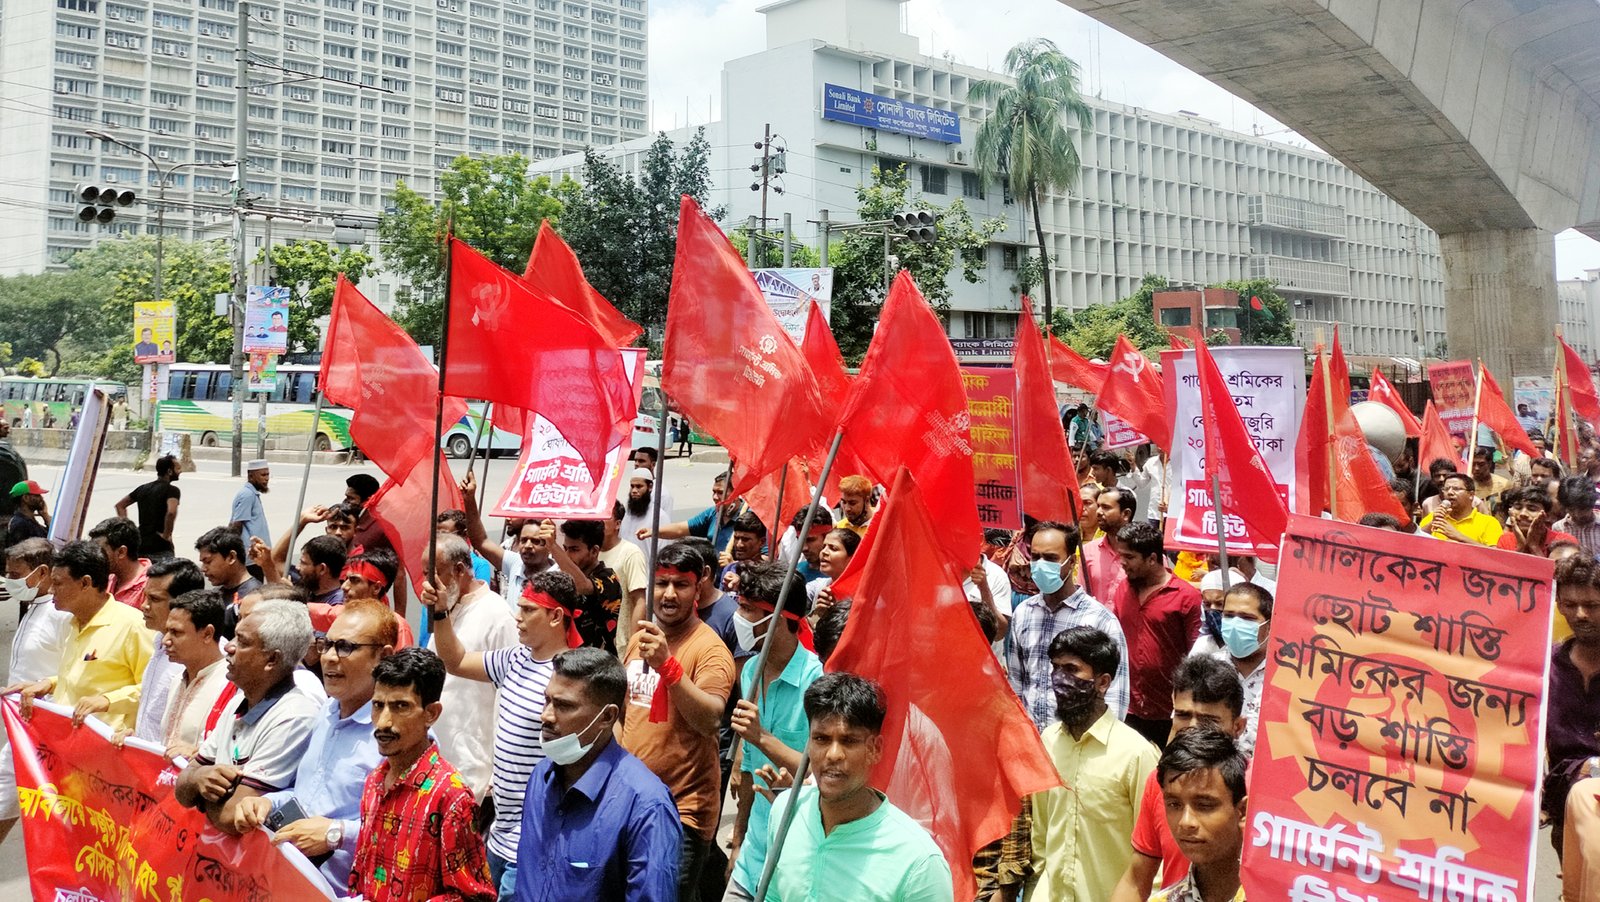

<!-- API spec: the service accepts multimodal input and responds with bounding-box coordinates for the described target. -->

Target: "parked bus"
[155,363,353,451]
[438,368,677,458]
[1,376,128,427]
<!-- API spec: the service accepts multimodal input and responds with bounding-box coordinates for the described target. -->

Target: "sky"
[646,0,1600,279]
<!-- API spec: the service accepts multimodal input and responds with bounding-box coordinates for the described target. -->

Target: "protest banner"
[48,387,110,545]
[752,268,833,347]
[2,699,333,901]
[242,285,290,354]
[1427,360,1477,440]
[962,366,1022,530]
[1100,409,1149,451]
[1162,345,1303,557]
[492,348,646,519]
[1513,375,1554,436]
[1243,515,1550,902]
[132,301,175,365]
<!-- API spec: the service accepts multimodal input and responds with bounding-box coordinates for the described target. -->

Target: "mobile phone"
[265,797,310,832]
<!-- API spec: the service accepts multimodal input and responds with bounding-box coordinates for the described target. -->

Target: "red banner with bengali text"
[1243,515,1551,901]
[1427,360,1477,442]
[961,367,1022,530]
[2,699,332,902]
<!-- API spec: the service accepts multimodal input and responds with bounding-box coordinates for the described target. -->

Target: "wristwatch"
[430,608,447,622]
[326,821,344,849]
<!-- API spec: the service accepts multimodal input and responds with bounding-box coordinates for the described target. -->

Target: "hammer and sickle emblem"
[1113,351,1146,383]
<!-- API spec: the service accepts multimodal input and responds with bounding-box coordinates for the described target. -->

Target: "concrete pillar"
[1440,228,1557,390]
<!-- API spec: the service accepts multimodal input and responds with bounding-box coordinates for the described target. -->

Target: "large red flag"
[1368,367,1421,437]
[1418,400,1459,473]
[1015,306,1078,521]
[1329,325,1352,405]
[1555,373,1583,468]
[1561,337,1600,427]
[320,276,466,483]
[524,219,642,348]
[1096,335,1171,452]
[838,272,979,569]
[1474,363,1538,457]
[1295,349,1331,517]
[801,300,851,407]
[369,452,462,596]
[827,467,1062,901]
[737,456,812,541]
[446,238,635,481]
[663,196,830,493]
[1195,340,1288,551]
[1297,350,1408,522]
[1045,334,1108,394]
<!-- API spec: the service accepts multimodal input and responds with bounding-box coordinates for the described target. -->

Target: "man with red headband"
[725,561,821,900]
[621,542,735,902]
[335,548,415,648]
[428,569,581,897]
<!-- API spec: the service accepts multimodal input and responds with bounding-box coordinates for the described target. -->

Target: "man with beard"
[1083,486,1135,602]
[115,454,181,561]
[229,460,272,549]
[641,474,735,551]
[602,500,648,646]
[622,465,674,552]
[998,626,1157,902]
[1111,523,1201,749]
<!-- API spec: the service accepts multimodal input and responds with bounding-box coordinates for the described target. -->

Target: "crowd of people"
[0,404,1597,902]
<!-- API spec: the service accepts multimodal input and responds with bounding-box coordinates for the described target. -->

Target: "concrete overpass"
[1060,0,1600,377]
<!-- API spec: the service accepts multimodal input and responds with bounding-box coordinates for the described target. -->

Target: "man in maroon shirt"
[1111,523,1202,749]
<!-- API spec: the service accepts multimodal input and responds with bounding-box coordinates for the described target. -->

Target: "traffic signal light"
[74,183,136,224]
[893,209,939,243]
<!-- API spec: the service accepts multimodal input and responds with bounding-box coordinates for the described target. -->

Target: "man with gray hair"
[420,531,515,799]
[174,599,322,832]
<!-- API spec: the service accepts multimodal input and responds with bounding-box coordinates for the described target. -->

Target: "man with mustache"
[620,466,672,553]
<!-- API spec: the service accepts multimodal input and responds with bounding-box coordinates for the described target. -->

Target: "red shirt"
[1496,529,1579,556]
[348,742,495,902]
[1111,573,1202,720]
[108,559,151,609]
[1082,537,1128,609]
[1131,768,1189,889]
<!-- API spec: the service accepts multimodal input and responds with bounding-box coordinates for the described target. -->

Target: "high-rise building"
[0,0,649,274]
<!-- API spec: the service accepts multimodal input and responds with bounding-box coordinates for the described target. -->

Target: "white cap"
[1199,568,1245,593]
[246,458,270,471]
[630,467,654,482]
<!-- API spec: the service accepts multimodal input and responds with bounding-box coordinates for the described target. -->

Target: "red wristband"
[649,657,684,723]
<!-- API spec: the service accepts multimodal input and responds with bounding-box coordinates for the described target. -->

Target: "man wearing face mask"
[0,539,70,845]
[1005,522,1130,731]
[1214,582,1272,756]
[1190,568,1243,656]
[517,647,682,900]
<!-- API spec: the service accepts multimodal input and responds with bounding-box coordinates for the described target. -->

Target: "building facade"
[0,0,648,274]
[1560,269,1600,361]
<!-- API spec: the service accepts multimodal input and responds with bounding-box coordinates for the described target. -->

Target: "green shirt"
[731,647,824,891]
[766,786,952,902]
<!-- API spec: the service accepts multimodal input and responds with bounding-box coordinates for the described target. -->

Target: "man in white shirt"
[620,466,674,553]
[422,533,517,799]
[151,588,233,761]
[601,501,648,647]
[130,557,205,743]
[961,552,1012,660]
[0,538,71,844]
[503,519,559,602]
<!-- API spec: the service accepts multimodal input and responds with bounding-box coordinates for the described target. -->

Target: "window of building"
[966,313,1014,339]
[152,12,190,30]
[962,171,984,200]
[1158,307,1192,327]
[58,0,99,12]
[1001,246,1019,270]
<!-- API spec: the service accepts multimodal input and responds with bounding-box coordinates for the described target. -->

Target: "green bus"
[1,376,128,427]
[155,363,353,451]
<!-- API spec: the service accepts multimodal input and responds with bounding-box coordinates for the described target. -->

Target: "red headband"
[744,597,816,652]
[341,561,389,593]
[523,587,583,649]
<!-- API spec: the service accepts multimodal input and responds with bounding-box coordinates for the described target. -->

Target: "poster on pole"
[1242,514,1550,901]
[961,366,1022,530]
[132,301,175,364]
[247,352,279,393]
[752,268,833,346]
[493,349,646,519]
[1427,360,1477,440]
[1513,375,1554,437]
[1099,409,1149,451]
[1162,345,1304,558]
[48,386,110,544]
[243,285,290,353]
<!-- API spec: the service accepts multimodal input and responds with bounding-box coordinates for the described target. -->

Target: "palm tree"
[969,39,1093,331]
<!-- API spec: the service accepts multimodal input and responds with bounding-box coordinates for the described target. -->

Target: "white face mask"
[2,574,39,605]
[733,610,775,653]
[543,704,615,766]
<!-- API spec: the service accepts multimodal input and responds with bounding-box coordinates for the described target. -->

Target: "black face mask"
[1052,670,1099,722]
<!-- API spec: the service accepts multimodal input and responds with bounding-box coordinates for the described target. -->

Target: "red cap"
[9,480,47,498]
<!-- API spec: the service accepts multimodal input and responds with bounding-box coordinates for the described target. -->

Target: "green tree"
[827,164,1006,360]
[969,38,1093,329]
[1209,278,1294,345]
[256,240,375,354]
[560,129,724,336]
[377,153,572,344]
[0,268,106,376]
[1052,274,1171,358]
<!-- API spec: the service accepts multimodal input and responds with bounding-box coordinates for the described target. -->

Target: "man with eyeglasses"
[227,600,396,890]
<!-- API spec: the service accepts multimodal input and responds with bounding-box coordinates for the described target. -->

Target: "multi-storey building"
[0,0,649,274]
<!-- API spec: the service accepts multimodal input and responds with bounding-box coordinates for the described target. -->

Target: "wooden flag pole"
[1467,359,1484,466]
[463,400,494,485]
[1067,484,1092,590]
[1212,471,1231,593]
[1319,344,1337,515]
[771,465,789,561]
[426,235,455,614]
[643,395,672,624]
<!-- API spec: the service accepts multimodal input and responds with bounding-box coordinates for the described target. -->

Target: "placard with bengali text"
[961,366,1022,530]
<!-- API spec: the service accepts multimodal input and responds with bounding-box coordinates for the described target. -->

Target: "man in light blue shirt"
[228,601,395,890]
[229,460,272,549]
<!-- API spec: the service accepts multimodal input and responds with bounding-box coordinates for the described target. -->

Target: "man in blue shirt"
[228,600,394,890]
[517,647,681,901]
[229,460,271,549]
[639,473,737,552]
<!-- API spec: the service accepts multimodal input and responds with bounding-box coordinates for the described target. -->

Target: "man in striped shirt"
[431,569,582,899]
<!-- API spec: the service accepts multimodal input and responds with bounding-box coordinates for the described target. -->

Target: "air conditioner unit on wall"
[949,148,966,165]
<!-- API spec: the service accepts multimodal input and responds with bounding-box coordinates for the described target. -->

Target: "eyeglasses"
[314,638,384,659]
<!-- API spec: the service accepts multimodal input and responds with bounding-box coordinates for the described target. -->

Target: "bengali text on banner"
[1426,360,1477,441]
[1243,514,1552,902]
[492,348,646,520]
[2,698,333,902]
[961,366,1022,530]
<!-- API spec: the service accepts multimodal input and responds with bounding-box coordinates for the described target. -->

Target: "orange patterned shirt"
[348,742,494,902]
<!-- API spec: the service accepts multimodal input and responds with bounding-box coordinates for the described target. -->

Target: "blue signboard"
[820,83,962,144]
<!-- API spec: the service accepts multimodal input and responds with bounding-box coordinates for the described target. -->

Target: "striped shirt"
[483,643,555,861]
[1005,589,1130,731]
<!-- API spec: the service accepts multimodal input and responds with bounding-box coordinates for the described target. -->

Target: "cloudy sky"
[646,0,1600,278]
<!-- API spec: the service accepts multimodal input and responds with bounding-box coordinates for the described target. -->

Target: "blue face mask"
[1203,608,1224,644]
[1030,559,1065,594]
[1221,616,1265,659]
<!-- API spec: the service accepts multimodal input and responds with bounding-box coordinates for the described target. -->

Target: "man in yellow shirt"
[5,541,152,731]
[1419,473,1504,546]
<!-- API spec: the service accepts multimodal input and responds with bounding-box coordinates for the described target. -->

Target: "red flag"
[801,300,851,408]
[1045,334,1108,394]
[1330,401,1411,524]
[524,219,642,348]
[1296,350,1408,522]
[737,457,812,540]
[1561,337,1600,427]
[1096,335,1172,452]
[1474,363,1538,457]
[1555,374,1583,468]
[369,453,462,596]
[1368,367,1421,437]
[446,238,635,481]
[1195,340,1288,550]
[1329,326,1352,406]
[1294,349,1331,517]
[1015,306,1078,521]
[1418,400,1459,473]
[838,272,979,569]
[321,276,467,483]
[664,196,830,493]
[827,468,1062,901]
[1169,335,1190,351]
